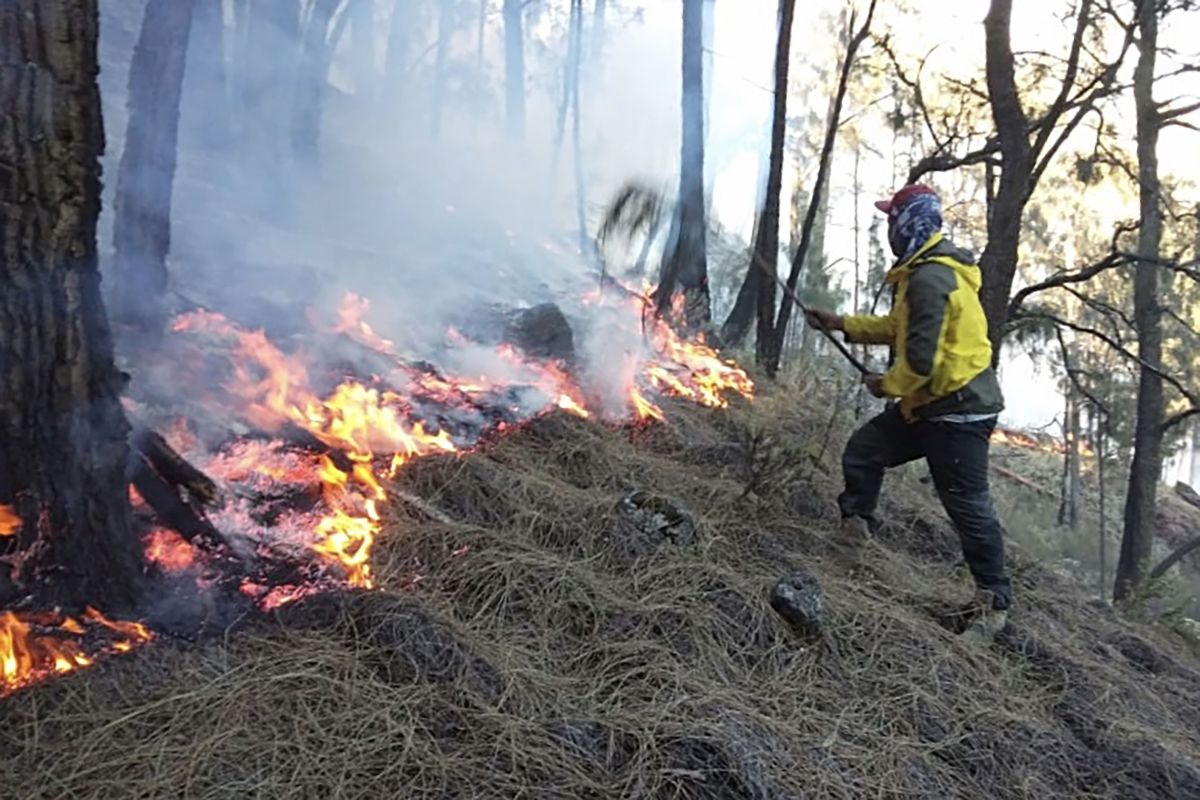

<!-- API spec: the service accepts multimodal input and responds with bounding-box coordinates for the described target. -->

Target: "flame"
[143,529,197,572]
[0,504,20,536]
[1,608,151,694]
[335,292,397,355]
[991,427,1096,459]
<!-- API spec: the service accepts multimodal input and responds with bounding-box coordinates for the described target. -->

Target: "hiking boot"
[837,515,872,549]
[959,589,1008,643]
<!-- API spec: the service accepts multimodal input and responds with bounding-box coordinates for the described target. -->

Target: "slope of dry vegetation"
[3,387,1200,799]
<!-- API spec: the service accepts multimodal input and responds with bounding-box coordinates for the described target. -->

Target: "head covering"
[876,184,942,260]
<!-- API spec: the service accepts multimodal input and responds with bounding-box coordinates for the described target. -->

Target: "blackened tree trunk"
[656,0,710,330]
[721,0,795,355]
[1115,4,1163,602]
[0,0,148,611]
[292,0,342,162]
[979,0,1033,358]
[112,0,197,330]
[503,0,526,140]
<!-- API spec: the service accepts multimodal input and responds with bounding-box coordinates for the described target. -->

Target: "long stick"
[748,248,869,375]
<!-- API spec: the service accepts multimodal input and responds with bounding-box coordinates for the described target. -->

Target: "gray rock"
[770,570,824,639]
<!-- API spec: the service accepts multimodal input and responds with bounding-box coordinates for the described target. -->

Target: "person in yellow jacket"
[805,184,1011,641]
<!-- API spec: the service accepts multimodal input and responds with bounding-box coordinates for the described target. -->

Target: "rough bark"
[0,0,148,611]
[503,0,526,140]
[1058,392,1081,528]
[1115,3,1163,602]
[721,0,794,356]
[111,0,196,331]
[656,0,710,330]
[979,0,1034,358]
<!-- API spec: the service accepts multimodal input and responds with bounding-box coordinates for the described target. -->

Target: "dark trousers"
[839,404,1014,610]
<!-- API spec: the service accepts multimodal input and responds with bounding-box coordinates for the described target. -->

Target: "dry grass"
[3,387,1200,799]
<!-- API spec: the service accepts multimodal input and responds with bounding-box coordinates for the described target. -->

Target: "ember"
[143,528,197,572]
[0,504,19,536]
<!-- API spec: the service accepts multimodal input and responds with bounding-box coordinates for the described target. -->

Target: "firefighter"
[805,184,1012,641]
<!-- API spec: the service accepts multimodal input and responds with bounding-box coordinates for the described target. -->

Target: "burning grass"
[2,389,1199,798]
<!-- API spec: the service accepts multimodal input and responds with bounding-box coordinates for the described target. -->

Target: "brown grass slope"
[3,389,1200,799]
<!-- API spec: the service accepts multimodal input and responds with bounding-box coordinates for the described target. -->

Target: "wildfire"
[0,504,20,536]
[3,287,758,695]
[991,427,1097,459]
[1,608,152,694]
[143,529,197,572]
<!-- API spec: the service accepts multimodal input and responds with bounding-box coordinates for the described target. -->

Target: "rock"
[616,491,697,546]
[501,303,575,364]
[770,570,824,639]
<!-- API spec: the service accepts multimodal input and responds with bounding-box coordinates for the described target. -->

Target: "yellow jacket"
[841,233,1004,421]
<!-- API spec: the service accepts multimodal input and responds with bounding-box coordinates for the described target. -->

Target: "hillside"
[3,388,1199,799]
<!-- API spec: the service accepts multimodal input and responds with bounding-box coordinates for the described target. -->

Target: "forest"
[2,0,1200,797]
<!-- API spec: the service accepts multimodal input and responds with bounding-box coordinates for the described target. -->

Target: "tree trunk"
[767,1,876,376]
[111,0,197,331]
[1097,408,1108,600]
[568,0,588,255]
[1189,421,1200,488]
[1058,391,1081,528]
[186,0,230,152]
[656,0,710,330]
[477,0,488,70]
[1115,4,1163,602]
[292,0,342,163]
[503,0,526,140]
[0,0,148,611]
[978,0,1034,358]
[721,0,793,354]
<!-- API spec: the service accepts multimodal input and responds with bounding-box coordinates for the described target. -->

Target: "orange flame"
[143,529,197,572]
[1,608,151,693]
[0,504,20,537]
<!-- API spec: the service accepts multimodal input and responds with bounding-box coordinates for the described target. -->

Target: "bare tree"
[0,0,149,610]
[655,0,711,330]
[764,0,877,376]
[1115,0,1165,602]
[720,0,795,356]
[112,0,197,331]
[907,0,1135,355]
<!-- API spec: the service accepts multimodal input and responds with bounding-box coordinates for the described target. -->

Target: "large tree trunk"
[1115,5,1163,602]
[656,0,710,331]
[112,0,197,331]
[978,0,1034,358]
[721,0,795,354]
[0,0,148,611]
[503,0,526,140]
